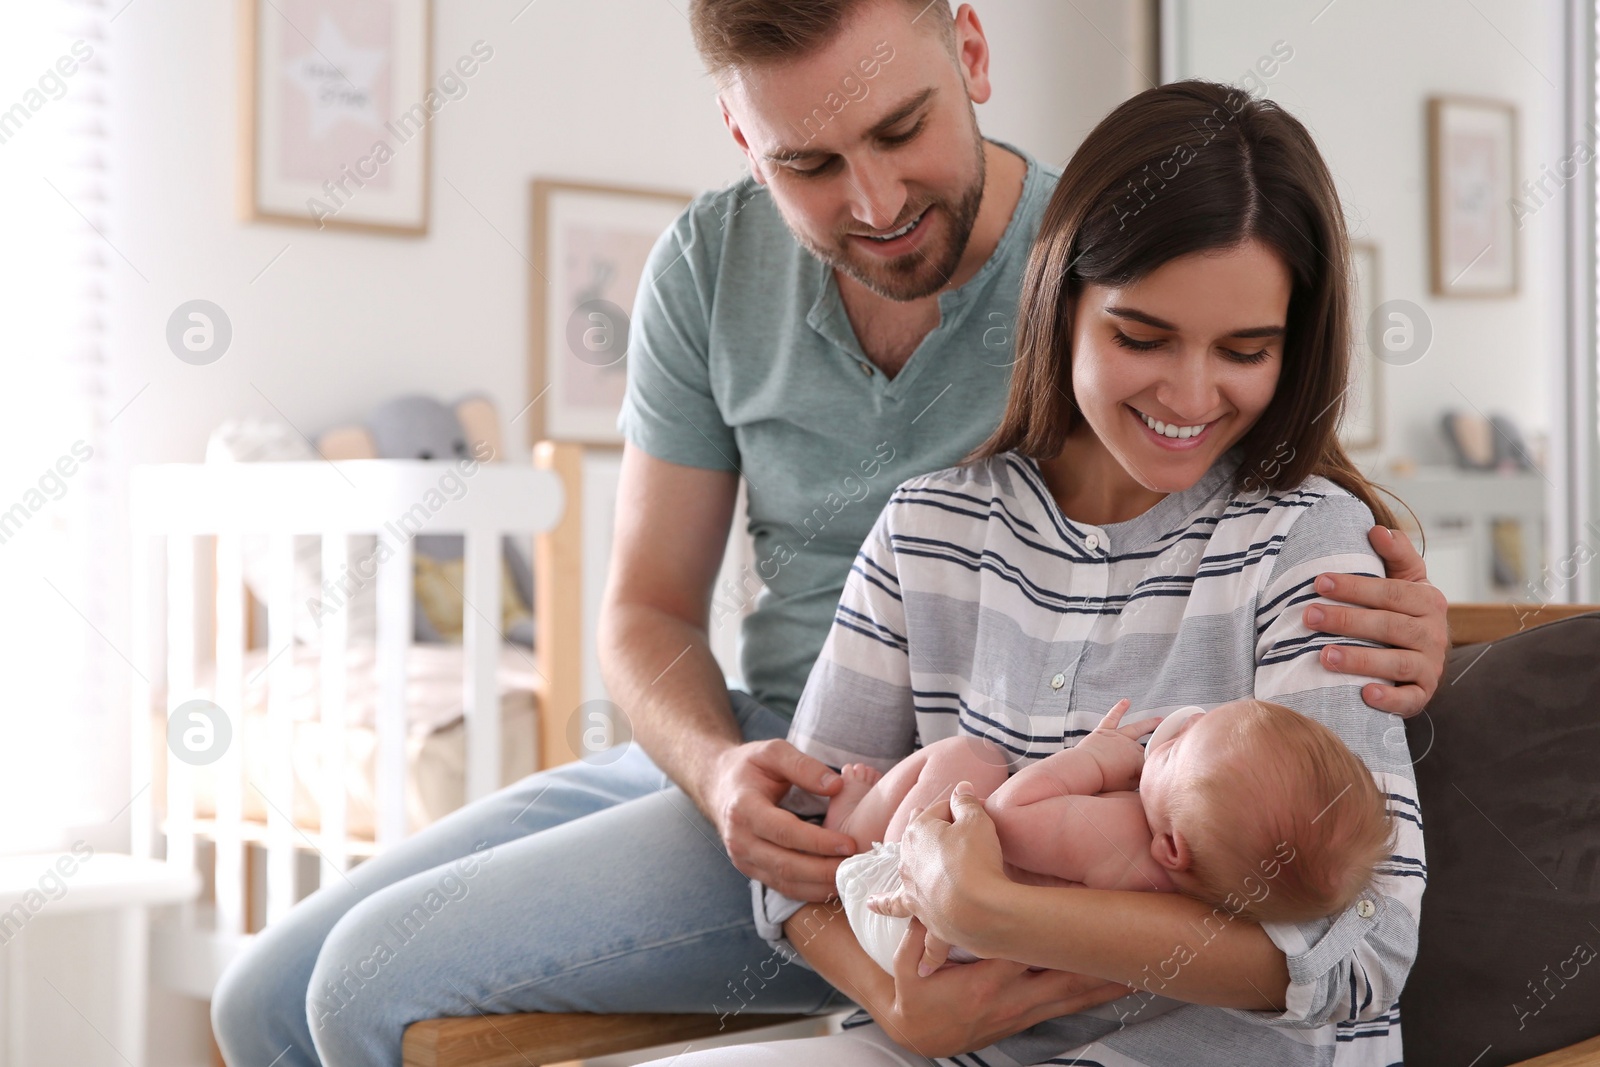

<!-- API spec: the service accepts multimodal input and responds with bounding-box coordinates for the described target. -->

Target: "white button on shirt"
[1356,899,1376,919]
[1085,533,1100,550]
[1050,673,1065,690]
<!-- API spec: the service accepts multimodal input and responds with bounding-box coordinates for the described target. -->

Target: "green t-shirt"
[617,139,1061,720]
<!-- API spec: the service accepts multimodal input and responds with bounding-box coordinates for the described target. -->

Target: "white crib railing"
[128,459,564,994]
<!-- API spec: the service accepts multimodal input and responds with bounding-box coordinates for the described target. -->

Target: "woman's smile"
[1126,403,1222,451]
[1041,239,1291,522]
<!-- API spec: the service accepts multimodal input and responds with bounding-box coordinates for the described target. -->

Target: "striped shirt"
[751,447,1426,1067]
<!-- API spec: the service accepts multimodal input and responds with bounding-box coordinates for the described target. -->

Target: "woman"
[642,80,1425,1066]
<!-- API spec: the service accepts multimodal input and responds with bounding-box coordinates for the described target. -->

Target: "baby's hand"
[1075,699,1161,792]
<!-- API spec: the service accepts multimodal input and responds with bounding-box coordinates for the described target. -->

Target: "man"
[211,3,1448,1064]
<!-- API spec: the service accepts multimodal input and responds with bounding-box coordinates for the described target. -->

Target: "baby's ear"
[1152,830,1191,873]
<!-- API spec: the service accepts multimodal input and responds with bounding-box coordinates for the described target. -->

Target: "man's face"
[718,1,990,302]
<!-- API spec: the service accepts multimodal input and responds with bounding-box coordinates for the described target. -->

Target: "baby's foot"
[823,763,883,838]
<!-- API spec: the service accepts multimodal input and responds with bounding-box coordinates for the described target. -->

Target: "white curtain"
[0,0,110,851]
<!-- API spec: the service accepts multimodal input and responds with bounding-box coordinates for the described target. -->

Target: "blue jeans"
[211,690,853,1067]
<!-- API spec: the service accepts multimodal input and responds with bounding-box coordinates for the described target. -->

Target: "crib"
[127,442,591,998]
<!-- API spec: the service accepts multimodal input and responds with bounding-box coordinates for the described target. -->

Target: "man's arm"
[598,443,742,806]
[1313,525,1449,718]
[597,444,854,901]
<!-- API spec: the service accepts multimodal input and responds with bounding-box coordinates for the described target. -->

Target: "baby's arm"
[983,701,1172,891]
[987,699,1156,808]
[988,792,1174,892]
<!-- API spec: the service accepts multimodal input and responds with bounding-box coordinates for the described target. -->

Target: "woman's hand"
[875,916,1132,1059]
[1310,525,1448,718]
[867,781,1008,954]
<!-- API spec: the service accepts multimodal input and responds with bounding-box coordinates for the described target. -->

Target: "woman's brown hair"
[971,79,1399,529]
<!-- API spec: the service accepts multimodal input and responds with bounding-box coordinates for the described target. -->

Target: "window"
[0,1,110,851]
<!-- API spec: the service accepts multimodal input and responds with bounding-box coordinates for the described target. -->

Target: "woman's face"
[1069,239,1292,494]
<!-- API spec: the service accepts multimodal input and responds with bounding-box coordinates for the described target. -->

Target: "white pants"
[635,1022,940,1066]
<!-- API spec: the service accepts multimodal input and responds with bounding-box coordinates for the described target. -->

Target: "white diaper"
[836,841,980,973]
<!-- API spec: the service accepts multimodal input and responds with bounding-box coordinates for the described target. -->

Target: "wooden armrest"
[1446,603,1597,647]
[402,1011,812,1067]
[1507,1034,1600,1066]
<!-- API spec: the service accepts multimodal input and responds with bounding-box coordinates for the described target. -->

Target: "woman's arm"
[869,492,1424,1028]
[981,882,1290,1009]
[1246,491,1426,1026]
[783,897,1133,1060]
[871,787,1291,1010]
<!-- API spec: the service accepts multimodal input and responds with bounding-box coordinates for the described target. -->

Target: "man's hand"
[707,738,858,901]
[1306,525,1449,718]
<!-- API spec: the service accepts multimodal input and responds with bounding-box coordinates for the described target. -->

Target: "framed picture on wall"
[1428,96,1517,297]
[241,0,433,235]
[1343,241,1381,450]
[528,179,693,446]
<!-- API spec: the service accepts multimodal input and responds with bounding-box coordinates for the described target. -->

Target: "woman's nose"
[1159,354,1219,420]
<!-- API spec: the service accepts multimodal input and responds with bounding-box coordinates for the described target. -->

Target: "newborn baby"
[827,698,1395,974]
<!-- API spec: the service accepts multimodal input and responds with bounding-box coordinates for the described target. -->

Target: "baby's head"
[1139,698,1394,923]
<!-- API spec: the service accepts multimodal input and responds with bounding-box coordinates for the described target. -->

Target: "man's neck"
[944,139,1030,292]
[835,140,1029,374]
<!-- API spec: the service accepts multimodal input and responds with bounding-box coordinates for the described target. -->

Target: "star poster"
[243,0,432,234]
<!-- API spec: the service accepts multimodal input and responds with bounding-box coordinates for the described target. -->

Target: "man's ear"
[719,94,768,186]
[953,4,995,106]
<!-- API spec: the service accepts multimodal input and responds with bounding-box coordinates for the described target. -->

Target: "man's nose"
[845,156,906,233]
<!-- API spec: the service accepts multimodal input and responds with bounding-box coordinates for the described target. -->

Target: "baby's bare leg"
[882,735,1010,844]
[823,735,1011,852]
[824,750,925,852]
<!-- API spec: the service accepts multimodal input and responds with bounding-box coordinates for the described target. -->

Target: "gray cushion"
[1400,612,1600,1065]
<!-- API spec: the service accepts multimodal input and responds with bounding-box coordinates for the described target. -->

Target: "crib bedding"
[154,642,540,840]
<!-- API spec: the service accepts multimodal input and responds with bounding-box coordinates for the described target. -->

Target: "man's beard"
[792,140,987,303]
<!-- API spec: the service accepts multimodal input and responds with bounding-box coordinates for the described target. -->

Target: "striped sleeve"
[752,501,919,956]
[1243,490,1426,1029]
[785,499,919,784]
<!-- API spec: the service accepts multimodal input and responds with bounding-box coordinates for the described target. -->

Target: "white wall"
[1172,0,1566,469]
[106,0,1149,472]
[100,3,1149,1063]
